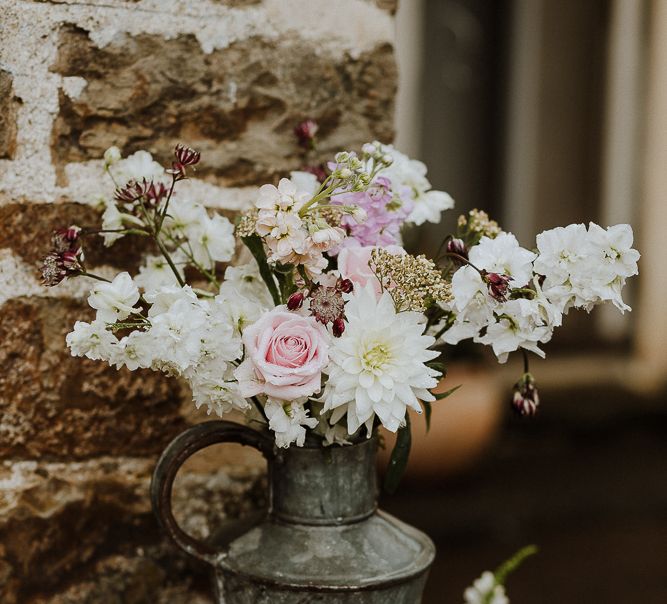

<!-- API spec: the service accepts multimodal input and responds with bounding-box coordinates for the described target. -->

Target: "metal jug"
[151,420,435,603]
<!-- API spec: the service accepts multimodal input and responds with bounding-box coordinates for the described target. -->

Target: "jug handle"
[151,420,276,565]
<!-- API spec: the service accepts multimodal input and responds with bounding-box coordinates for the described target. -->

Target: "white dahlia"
[321,284,440,436]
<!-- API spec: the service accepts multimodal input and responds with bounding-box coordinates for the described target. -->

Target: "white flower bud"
[362,143,377,155]
[350,206,367,223]
[339,167,352,179]
[104,146,121,166]
[381,153,393,166]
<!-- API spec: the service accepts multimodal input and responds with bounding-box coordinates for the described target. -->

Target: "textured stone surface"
[50,27,395,186]
[0,202,149,268]
[0,70,19,159]
[0,457,265,603]
[0,297,188,459]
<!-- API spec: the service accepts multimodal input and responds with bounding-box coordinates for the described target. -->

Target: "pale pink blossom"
[337,245,405,296]
[234,308,330,400]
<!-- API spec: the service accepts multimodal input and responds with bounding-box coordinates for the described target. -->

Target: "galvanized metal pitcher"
[151,420,435,603]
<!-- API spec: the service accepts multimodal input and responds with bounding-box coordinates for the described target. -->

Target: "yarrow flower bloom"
[321,284,440,435]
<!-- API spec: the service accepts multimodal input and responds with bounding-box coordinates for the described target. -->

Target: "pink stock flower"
[338,245,405,296]
[234,308,329,400]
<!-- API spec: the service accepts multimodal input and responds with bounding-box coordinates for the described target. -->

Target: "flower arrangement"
[42,127,639,489]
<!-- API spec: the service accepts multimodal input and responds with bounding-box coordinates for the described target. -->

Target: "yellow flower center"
[363,343,390,371]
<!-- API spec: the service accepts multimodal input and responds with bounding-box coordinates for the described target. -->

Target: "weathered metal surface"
[152,420,435,603]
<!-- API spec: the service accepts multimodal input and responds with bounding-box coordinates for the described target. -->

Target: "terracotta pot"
[378,363,504,479]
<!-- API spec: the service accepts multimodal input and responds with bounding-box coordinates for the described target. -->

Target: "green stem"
[494,545,538,585]
[155,238,186,287]
[79,271,111,283]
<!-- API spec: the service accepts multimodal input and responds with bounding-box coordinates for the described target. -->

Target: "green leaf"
[241,235,281,306]
[383,415,412,494]
[432,384,461,400]
[423,400,432,433]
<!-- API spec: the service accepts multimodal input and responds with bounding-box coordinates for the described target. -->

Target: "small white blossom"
[469,233,537,288]
[463,571,509,604]
[381,146,454,225]
[66,320,118,361]
[87,272,140,323]
[135,254,185,293]
[265,399,318,448]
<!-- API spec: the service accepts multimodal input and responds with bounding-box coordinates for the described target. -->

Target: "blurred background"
[382,1,667,602]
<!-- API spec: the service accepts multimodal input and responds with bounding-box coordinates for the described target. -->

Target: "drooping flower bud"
[103,145,121,166]
[332,317,345,337]
[512,372,539,417]
[446,237,468,262]
[52,225,81,253]
[337,278,354,294]
[168,144,201,181]
[294,119,319,149]
[287,292,304,311]
[484,271,512,302]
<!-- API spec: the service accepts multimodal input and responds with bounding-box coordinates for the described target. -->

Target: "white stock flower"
[289,170,320,196]
[87,272,140,323]
[265,399,318,448]
[321,284,440,436]
[469,233,537,287]
[112,330,155,371]
[135,254,185,293]
[186,361,248,416]
[535,222,640,313]
[463,571,509,604]
[222,261,274,309]
[112,150,165,184]
[476,298,554,363]
[66,320,118,361]
[189,213,236,268]
[382,146,454,225]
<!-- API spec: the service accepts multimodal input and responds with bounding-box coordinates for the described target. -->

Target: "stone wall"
[0,2,397,601]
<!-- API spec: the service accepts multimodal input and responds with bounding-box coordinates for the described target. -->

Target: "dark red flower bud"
[168,144,201,181]
[484,271,512,302]
[337,278,354,293]
[287,292,305,311]
[512,373,539,417]
[294,119,319,149]
[52,225,81,253]
[446,238,468,262]
[332,316,345,337]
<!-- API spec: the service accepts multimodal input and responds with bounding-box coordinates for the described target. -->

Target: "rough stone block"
[0,70,19,159]
[49,27,395,186]
[0,457,265,603]
[0,297,187,459]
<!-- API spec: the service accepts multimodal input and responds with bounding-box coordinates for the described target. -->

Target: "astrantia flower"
[265,399,319,448]
[321,284,440,436]
[87,272,140,323]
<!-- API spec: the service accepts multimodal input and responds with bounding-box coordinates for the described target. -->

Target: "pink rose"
[234,308,329,400]
[337,245,405,296]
